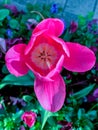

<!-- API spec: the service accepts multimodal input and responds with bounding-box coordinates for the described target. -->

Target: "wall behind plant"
[1,0,98,23]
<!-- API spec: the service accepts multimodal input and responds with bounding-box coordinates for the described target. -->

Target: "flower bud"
[21,111,37,127]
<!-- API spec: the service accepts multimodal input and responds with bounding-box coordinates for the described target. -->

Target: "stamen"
[46,60,51,69]
[31,43,58,70]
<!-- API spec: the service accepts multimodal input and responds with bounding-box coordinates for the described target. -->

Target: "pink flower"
[21,111,37,127]
[5,18,96,112]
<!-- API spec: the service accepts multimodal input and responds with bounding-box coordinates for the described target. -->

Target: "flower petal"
[0,38,6,53]
[5,44,29,76]
[34,74,66,112]
[33,18,64,36]
[25,32,65,78]
[50,36,70,57]
[63,42,96,72]
[25,30,46,55]
[47,55,64,79]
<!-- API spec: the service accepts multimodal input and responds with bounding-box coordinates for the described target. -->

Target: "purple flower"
[0,38,6,54]
[93,88,98,98]
[6,37,23,49]
[0,103,3,109]
[50,3,58,14]
[58,120,72,130]
[90,46,98,53]
[0,99,4,109]
[26,19,38,30]
[69,21,78,33]
[4,4,18,15]
[10,96,26,107]
[6,29,13,38]
[87,95,96,102]
[96,38,98,43]
[0,51,2,59]
[95,63,98,70]
[20,125,25,130]
[87,19,98,34]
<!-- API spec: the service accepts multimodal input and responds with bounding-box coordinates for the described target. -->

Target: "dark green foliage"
[0,3,98,130]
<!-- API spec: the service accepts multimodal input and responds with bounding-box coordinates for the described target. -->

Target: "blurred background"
[0,0,98,130]
[0,0,98,24]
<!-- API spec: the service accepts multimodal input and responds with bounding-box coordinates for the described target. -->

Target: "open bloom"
[21,111,37,127]
[5,18,96,112]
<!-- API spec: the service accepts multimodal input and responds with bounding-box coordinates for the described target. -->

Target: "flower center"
[26,115,32,121]
[31,43,58,70]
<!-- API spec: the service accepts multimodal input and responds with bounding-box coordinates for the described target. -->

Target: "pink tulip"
[5,18,96,112]
[21,111,37,127]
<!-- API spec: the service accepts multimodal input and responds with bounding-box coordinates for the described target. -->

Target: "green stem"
[41,110,52,130]
[30,11,45,20]
[89,103,98,111]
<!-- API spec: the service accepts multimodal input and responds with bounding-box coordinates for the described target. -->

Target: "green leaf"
[22,95,33,103]
[86,110,97,121]
[26,3,34,11]
[0,9,9,21]
[0,73,34,89]
[77,108,85,120]
[3,117,14,129]
[0,121,3,128]
[78,15,86,26]
[78,127,83,130]
[84,119,94,129]
[84,126,92,130]
[2,65,9,74]
[70,84,95,100]
[0,127,3,130]
[0,108,6,115]
[12,110,24,122]
[9,19,20,29]
[3,0,11,4]
[63,29,72,41]
[64,106,74,122]
[47,116,56,126]
[86,12,94,21]
[28,70,35,79]
[30,122,41,130]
